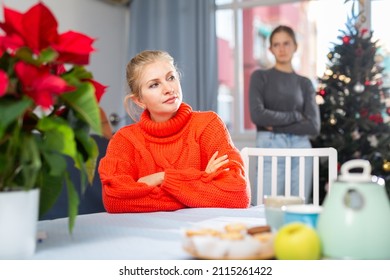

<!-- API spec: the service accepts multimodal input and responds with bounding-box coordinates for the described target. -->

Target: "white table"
[32,206,266,259]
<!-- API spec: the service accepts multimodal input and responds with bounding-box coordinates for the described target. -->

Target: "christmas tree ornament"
[342,36,351,44]
[351,129,361,140]
[360,28,368,36]
[369,113,383,124]
[383,161,390,172]
[353,82,365,93]
[367,135,378,147]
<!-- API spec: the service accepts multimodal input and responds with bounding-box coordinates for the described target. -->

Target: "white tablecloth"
[33,206,266,259]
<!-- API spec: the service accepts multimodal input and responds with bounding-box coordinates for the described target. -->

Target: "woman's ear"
[269,46,275,56]
[131,95,145,109]
[293,43,298,53]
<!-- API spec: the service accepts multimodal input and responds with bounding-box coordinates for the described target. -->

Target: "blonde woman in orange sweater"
[98,50,250,213]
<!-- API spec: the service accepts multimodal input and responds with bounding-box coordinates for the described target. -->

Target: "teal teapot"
[317,159,390,259]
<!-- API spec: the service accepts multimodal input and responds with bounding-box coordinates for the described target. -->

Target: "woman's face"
[134,60,182,122]
[269,31,297,65]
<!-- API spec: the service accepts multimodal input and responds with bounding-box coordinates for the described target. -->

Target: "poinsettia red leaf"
[0,6,24,35]
[31,90,56,108]
[87,79,108,102]
[52,63,67,75]
[28,76,75,109]
[0,33,25,53]
[35,75,75,94]
[54,31,95,65]
[0,70,9,96]
[14,61,40,85]
[15,61,75,108]
[56,52,91,65]
[22,3,59,52]
[0,6,25,52]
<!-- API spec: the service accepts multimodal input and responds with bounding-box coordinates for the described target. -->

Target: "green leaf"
[0,98,32,139]
[37,116,77,159]
[0,126,20,189]
[20,135,42,190]
[38,47,58,63]
[15,47,37,65]
[65,174,79,233]
[38,173,63,216]
[62,66,93,82]
[41,150,68,177]
[84,137,99,186]
[15,47,59,66]
[61,82,102,135]
[75,129,99,187]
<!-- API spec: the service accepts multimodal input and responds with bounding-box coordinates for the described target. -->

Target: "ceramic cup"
[264,195,304,231]
[283,204,323,229]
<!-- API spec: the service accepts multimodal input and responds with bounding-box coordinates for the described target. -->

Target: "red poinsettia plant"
[0,2,106,232]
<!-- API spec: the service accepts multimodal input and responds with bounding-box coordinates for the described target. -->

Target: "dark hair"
[269,25,297,46]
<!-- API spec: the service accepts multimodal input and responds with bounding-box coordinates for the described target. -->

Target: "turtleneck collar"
[139,102,193,137]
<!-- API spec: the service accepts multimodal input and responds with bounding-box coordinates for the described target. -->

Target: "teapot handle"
[339,159,372,182]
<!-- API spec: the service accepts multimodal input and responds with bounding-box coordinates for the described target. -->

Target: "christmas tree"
[313,0,390,199]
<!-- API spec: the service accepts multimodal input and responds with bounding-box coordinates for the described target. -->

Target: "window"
[372,0,390,122]
[216,0,387,142]
[372,0,390,88]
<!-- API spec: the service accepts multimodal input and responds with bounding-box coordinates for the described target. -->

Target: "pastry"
[247,225,271,235]
[183,223,275,259]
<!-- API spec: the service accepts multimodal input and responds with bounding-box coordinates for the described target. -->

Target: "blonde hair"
[124,50,178,121]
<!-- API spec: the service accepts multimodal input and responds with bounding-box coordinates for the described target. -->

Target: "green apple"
[274,222,322,260]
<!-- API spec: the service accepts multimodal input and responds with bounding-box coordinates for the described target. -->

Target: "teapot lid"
[338,159,372,183]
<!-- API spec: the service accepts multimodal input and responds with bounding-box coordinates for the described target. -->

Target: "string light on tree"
[329,115,337,125]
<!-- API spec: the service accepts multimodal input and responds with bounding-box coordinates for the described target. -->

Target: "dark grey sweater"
[249,67,320,137]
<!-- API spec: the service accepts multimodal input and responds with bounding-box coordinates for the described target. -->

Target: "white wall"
[1,0,129,131]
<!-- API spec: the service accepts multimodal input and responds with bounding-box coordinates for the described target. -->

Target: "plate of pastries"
[182,223,274,260]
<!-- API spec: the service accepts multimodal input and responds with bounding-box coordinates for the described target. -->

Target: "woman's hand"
[137,172,165,186]
[205,151,229,174]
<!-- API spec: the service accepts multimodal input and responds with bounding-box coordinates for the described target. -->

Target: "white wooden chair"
[240,147,338,206]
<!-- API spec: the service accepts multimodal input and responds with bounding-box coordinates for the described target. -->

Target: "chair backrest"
[240,147,338,206]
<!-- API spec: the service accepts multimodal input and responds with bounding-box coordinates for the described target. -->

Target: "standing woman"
[249,25,320,202]
[99,50,250,213]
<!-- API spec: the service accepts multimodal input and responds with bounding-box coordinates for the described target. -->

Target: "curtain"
[128,0,218,112]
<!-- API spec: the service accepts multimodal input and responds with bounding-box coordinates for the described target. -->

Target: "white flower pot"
[0,189,40,259]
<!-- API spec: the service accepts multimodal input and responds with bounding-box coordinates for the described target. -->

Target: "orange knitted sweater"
[98,103,250,213]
